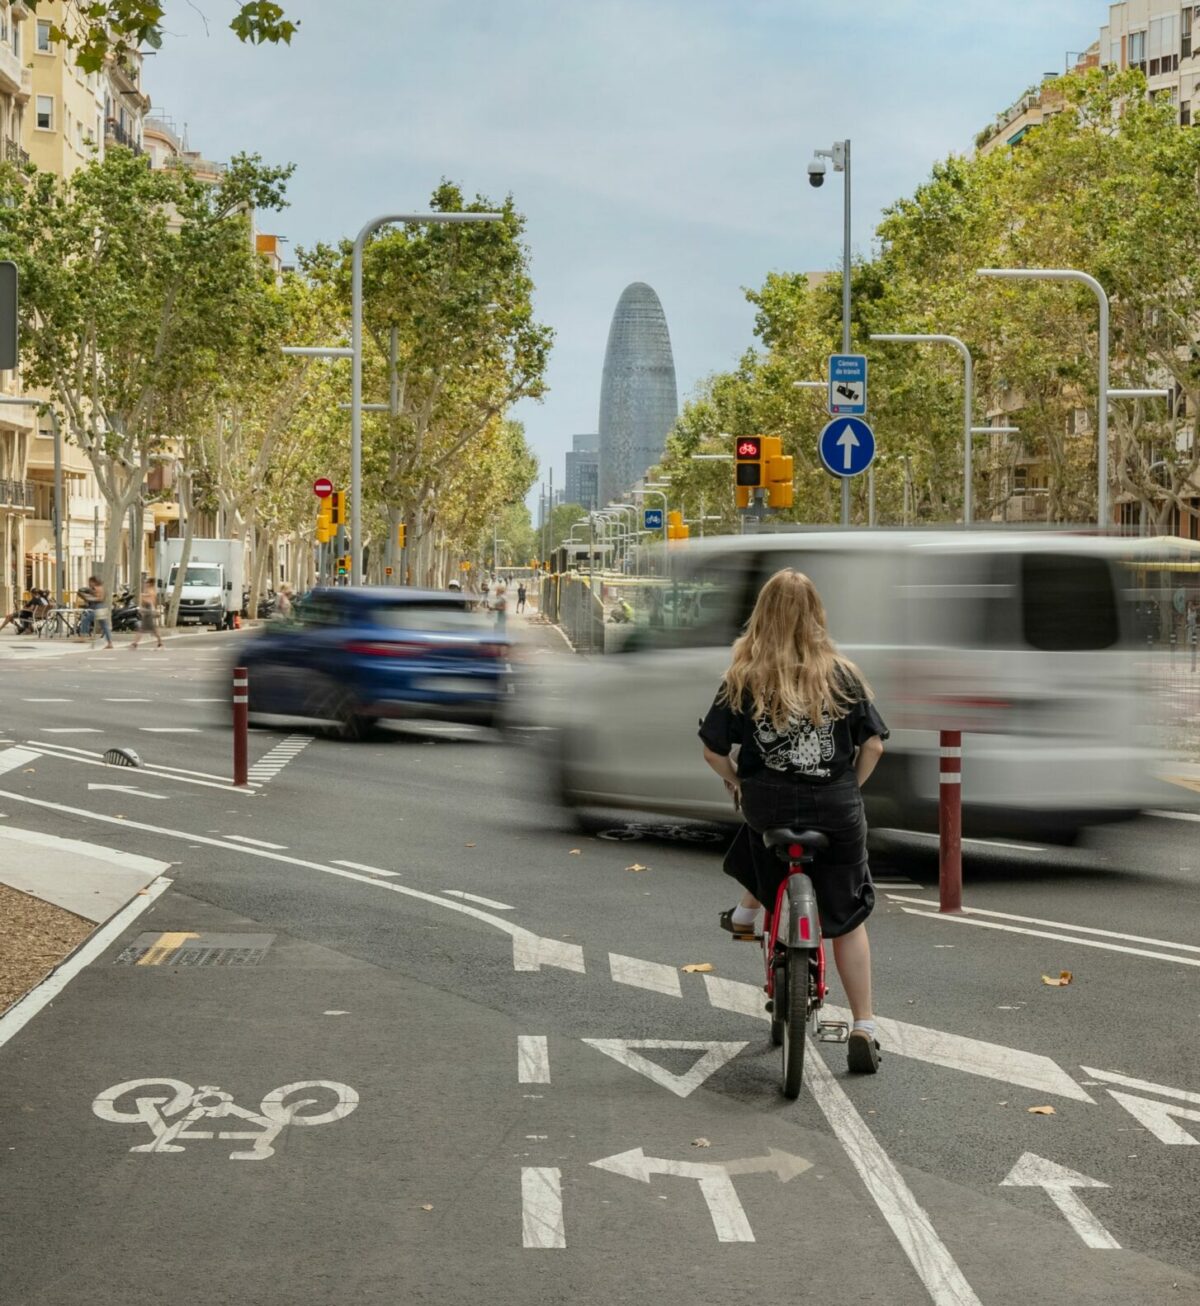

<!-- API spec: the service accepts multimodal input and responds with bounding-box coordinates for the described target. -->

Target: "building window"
[1183,101,1193,125]
[35,19,51,52]
[1013,466,1028,491]
[35,95,52,131]
[1129,29,1146,70]
[1186,7,1194,59]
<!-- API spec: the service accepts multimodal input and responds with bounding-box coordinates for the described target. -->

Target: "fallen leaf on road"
[625,863,649,872]
[691,1137,711,1148]
[464,843,476,848]
[420,1203,433,1212]
[22,768,34,773]
[681,963,714,973]
[568,849,581,856]
[1027,1105,1056,1115]
[1041,971,1073,986]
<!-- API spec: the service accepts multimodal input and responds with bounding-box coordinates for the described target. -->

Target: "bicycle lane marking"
[0,784,986,1302]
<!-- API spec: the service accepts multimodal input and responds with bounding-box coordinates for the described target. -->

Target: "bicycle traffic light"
[761,435,794,510]
[330,491,345,527]
[666,510,690,542]
[734,435,763,487]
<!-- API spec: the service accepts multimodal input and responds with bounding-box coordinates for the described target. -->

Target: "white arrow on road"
[836,422,860,470]
[87,783,168,801]
[1000,1152,1119,1249]
[591,1146,811,1242]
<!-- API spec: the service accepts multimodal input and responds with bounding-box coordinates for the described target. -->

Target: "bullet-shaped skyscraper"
[597,283,678,506]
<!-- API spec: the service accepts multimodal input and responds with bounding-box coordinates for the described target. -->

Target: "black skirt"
[723,772,874,939]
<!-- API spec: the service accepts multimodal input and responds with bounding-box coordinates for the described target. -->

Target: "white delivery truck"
[155,538,246,630]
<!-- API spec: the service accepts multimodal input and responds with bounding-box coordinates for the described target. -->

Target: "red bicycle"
[760,826,849,1098]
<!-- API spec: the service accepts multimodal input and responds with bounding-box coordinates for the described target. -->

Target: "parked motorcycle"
[112,587,141,633]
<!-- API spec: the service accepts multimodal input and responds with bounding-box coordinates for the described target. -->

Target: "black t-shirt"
[698,675,889,783]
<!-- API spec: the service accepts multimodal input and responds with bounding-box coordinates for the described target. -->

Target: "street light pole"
[350,211,503,587]
[872,333,974,523]
[813,141,851,525]
[978,268,1110,528]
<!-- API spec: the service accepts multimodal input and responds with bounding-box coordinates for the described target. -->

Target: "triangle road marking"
[581,1039,748,1098]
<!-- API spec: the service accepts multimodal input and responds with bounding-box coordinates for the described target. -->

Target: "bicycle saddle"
[762,827,830,862]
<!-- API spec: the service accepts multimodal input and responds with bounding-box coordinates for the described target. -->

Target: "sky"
[150,0,1105,508]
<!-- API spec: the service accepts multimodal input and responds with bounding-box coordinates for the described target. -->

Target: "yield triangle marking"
[581,1039,747,1098]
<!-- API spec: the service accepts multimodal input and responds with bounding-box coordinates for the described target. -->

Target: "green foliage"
[664,68,1200,529]
[27,1,297,73]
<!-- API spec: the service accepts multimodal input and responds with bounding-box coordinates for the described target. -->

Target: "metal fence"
[0,478,34,508]
[1146,637,1200,761]
[538,572,604,652]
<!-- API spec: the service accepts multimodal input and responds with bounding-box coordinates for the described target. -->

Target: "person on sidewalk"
[516,582,527,613]
[86,576,114,650]
[491,580,508,633]
[130,579,162,650]
[698,568,888,1074]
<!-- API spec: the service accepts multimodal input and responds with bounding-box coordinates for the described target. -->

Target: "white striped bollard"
[233,665,249,787]
[939,729,962,913]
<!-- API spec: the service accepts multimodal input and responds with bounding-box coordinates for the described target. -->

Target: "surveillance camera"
[807,159,826,188]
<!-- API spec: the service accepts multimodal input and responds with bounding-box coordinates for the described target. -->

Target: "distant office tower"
[565,434,599,510]
[598,283,678,505]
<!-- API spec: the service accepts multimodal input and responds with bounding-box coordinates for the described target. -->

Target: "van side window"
[632,555,759,649]
[1022,554,1119,651]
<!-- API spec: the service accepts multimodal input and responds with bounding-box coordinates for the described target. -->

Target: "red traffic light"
[736,437,762,460]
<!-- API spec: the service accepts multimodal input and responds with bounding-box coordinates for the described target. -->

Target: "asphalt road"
[1,624,1199,1305]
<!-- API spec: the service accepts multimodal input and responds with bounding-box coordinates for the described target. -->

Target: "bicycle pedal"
[730,932,763,942]
[817,1021,850,1043]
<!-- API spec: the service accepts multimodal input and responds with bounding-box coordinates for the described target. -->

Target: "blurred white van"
[536,531,1168,841]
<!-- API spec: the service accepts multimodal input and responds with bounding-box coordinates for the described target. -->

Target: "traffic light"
[396,522,406,549]
[330,491,345,527]
[761,435,794,510]
[337,555,350,576]
[666,510,690,541]
[734,435,763,487]
[316,495,334,543]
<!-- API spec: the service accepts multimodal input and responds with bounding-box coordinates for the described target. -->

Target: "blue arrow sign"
[643,508,664,530]
[818,417,876,478]
[829,354,867,416]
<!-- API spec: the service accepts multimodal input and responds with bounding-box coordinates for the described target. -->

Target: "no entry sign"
[313,477,333,498]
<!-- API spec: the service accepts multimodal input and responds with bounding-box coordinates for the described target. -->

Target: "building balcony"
[0,41,23,97]
[0,478,35,510]
[105,118,143,154]
[3,134,29,167]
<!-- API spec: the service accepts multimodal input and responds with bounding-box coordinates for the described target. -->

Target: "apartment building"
[0,2,33,614]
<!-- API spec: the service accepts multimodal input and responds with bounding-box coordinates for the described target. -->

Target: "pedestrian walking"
[698,568,888,1074]
[276,584,294,621]
[86,576,114,650]
[130,579,163,650]
[516,582,527,613]
[491,580,508,633]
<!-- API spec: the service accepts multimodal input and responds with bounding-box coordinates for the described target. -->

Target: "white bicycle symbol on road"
[93,1078,359,1161]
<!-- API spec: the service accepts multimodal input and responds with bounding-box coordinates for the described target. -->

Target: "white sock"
[853,1019,876,1036]
[731,904,759,927]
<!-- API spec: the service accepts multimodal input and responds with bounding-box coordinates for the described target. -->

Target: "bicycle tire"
[781,949,812,1099]
[769,953,785,1046]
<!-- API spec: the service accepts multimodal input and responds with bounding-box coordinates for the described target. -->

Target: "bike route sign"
[818,417,876,478]
[643,509,664,530]
[828,354,867,415]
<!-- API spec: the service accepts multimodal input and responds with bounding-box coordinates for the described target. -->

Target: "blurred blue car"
[238,588,511,739]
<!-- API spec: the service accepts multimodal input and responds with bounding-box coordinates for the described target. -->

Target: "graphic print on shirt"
[753,709,837,777]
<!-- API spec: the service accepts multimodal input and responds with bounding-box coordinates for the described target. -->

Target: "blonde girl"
[699,568,888,1073]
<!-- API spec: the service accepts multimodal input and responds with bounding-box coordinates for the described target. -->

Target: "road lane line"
[899,907,1200,968]
[1147,809,1200,823]
[518,1035,551,1083]
[20,743,255,794]
[803,1048,983,1304]
[608,952,682,997]
[332,859,399,877]
[0,875,171,1052]
[104,698,151,703]
[0,747,39,776]
[885,894,1200,954]
[23,698,71,702]
[25,741,236,784]
[521,1167,565,1249]
[0,788,585,974]
[226,834,288,849]
[140,727,200,733]
[41,728,101,734]
[442,889,513,910]
[1078,1066,1200,1105]
[701,975,1093,1101]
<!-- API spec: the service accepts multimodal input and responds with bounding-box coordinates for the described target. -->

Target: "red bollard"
[938,729,962,913]
[233,665,249,787]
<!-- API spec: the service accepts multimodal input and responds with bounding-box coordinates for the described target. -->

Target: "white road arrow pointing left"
[87,783,168,801]
[1000,1152,1119,1249]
